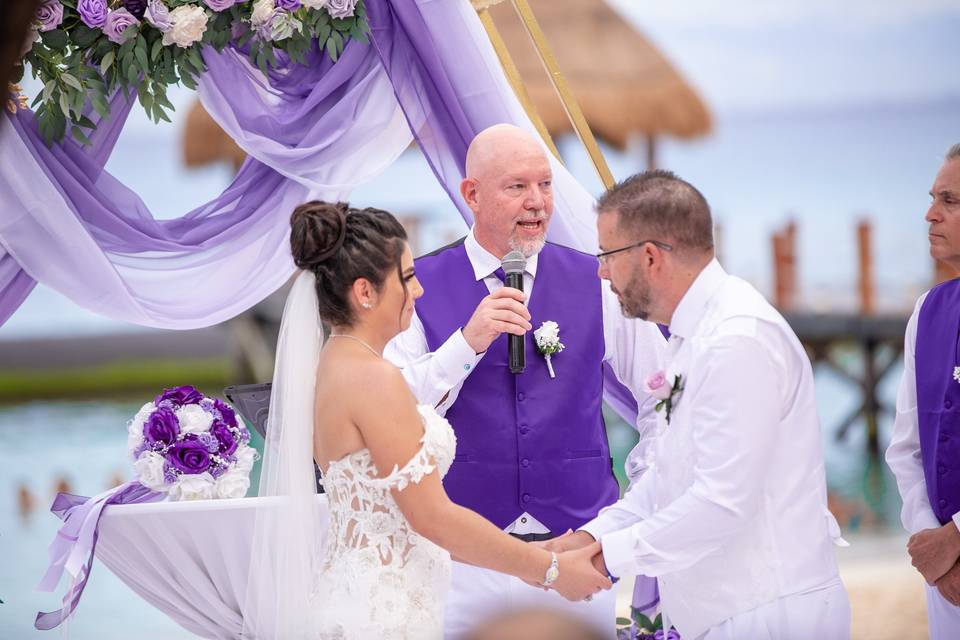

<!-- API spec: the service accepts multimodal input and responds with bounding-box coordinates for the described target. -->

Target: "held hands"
[552,542,613,602]
[908,522,960,584]
[537,529,597,554]
[462,287,531,354]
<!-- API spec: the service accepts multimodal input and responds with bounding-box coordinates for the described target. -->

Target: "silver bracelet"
[542,551,559,587]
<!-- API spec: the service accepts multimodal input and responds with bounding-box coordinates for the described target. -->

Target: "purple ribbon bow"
[34,481,164,630]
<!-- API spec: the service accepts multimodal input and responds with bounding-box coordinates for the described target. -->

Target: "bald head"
[465,124,548,181]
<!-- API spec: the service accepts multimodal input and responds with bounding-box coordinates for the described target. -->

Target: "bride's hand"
[552,542,612,602]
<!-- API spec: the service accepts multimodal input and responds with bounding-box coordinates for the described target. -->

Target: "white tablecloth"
[95,495,329,640]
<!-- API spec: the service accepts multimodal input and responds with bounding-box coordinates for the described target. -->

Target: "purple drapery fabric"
[34,482,164,630]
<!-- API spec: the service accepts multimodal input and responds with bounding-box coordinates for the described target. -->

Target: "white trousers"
[925,583,960,639]
[443,560,618,638]
[699,578,850,640]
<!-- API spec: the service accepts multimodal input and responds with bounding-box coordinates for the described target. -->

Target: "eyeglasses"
[596,239,673,264]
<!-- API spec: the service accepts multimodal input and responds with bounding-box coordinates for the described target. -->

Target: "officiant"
[886,143,960,639]
[385,124,666,636]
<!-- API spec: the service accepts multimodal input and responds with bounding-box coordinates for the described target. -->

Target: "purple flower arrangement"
[616,612,681,640]
[20,0,368,145]
[128,385,258,501]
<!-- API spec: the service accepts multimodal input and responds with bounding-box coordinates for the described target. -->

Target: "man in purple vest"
[887,143,960,638]
[385,124,666,636]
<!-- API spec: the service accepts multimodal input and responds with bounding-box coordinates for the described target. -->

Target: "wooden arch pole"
[474,0,617,190]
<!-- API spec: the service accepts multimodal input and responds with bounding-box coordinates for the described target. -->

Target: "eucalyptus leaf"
[71,126,92,146]
[99,50,115,75]
[60,73,82,91]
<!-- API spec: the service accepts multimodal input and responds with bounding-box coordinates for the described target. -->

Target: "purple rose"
[204,0,237,10]
[144,0,171,31]
[156,385,204,407]
[213,398,238,427]
[276,0,301,10]
[35,1,64,32]
[326,0,357,19]
[104,8,140,44]
[166,436,212,474]
[653,630,681,640]
[211,420,239,456]
[123,0,147,19]
[77,0,108,28]
[144,407,180,445]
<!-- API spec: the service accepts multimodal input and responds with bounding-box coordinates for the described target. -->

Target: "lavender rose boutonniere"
[644,371,684,424]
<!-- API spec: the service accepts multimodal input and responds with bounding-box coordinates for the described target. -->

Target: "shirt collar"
[464,227,539,281]
[668,258,727,339]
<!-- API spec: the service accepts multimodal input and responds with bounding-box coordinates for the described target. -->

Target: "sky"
[608,0,960,114]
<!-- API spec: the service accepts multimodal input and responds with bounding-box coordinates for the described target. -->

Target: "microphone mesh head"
[501,250,526,275]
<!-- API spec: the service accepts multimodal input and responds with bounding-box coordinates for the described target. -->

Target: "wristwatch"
[542,552,559,587]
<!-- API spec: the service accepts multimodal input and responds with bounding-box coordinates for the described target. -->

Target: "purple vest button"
[940,465,948,475]
[519,425,529,435]
[940,499,948,507]
[942,435,950,443]
[947,400,954,410]
[522,493,531,503]
[521,458,530,468]
[517,392,526,401]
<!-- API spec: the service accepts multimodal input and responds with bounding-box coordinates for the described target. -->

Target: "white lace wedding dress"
[312,405,457,639]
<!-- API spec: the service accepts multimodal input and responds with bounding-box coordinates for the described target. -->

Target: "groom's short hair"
[597,170,714,257]
[948,143,960,161]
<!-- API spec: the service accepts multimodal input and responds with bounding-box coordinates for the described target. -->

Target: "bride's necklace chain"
[329,333,382,358]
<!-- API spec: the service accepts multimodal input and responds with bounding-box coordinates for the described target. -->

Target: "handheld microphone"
[501,250,527,374]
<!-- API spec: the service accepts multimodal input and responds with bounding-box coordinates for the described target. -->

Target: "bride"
[244,201,611,639]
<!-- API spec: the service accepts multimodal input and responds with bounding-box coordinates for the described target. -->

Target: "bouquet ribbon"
[34,481,164,630]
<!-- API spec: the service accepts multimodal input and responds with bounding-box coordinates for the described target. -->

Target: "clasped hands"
[908,522,960,606]
[524,530,613,602]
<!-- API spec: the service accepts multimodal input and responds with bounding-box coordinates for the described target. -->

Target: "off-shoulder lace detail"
[311,405,456,639]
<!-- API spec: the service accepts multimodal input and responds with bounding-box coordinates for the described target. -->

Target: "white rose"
[251,0,275,31]
[215,468,250,499]
[133,451,168,491]
[176,404,214,435]
[302,0,327,8]
[234,444,258,474]
[534,321,560,344]
[161,5,208,48]
[169,472,216,501]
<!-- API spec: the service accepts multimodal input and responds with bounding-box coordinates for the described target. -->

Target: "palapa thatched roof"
[182,0,711,168]
[484,0,711,148]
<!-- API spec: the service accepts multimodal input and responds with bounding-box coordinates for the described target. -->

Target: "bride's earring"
[362,302,372,309]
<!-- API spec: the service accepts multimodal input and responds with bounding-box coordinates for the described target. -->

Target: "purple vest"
[916,278,960,525]
[414,240,619,532]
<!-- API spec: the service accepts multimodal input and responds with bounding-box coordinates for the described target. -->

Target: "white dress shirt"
[385,228,667,534]
[886,292,960,533]
[582,260,845,639]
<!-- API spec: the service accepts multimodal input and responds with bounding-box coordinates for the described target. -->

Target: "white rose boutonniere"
[534,320,564,379]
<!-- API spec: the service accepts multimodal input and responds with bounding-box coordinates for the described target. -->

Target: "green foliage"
[21,0,371,146]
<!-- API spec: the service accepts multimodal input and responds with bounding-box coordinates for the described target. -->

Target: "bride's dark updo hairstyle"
[290,201,408,328]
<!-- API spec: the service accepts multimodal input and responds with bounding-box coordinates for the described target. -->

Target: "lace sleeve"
[369,407,456,492]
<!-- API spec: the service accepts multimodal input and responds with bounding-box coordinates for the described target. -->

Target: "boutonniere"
[954,367,960,384]
[644,371,684,424]
[534,321,564,379]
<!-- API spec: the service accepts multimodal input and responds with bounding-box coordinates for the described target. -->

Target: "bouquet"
[127,384,257,500]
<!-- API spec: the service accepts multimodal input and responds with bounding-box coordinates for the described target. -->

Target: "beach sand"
[616,532,929,639]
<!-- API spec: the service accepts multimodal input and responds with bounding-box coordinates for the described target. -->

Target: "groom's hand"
[539,529,595,553]
[908,523,960,584]
[553,542,613,602]
[462,288,531,354]
[936,561,960,606]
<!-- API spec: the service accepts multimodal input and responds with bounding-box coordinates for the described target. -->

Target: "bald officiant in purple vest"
[386,124,666,636]
[887,143,960,639]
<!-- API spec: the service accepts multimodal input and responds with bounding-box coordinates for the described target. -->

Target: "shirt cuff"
[951,511,960,533]
[599,527,640,580]
[434,329,482,385]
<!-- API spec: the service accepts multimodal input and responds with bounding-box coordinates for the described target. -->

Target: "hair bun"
[290,201,349,269]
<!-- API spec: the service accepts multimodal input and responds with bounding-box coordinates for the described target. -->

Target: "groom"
[886,143,960,639]
[385,124,666,635]
[554,170,850,639]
